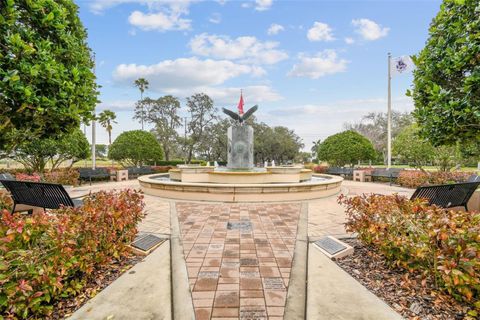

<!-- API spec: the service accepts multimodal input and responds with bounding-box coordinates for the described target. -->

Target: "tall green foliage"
[108,130,164,166]
[0,0,98,151]
[13,128,90,172]
[317,130,375,167]
[409,0,480,146]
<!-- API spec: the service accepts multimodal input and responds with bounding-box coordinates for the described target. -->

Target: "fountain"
[139,104,342,202]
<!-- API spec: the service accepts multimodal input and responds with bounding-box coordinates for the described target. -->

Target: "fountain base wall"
[138,173,343,202]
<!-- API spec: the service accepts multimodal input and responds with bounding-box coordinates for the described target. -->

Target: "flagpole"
[387,52,392,169]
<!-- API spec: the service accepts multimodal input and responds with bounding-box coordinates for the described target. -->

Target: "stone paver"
[176,202,301,320]
[308,180,413,239]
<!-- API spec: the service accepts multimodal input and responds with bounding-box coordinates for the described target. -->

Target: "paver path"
[176,202,302,320]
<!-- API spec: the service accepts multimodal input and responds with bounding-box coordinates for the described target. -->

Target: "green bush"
[317,130,376,167]
[340,194,480,314]
[0,190,144,318]
[108,130,164,167]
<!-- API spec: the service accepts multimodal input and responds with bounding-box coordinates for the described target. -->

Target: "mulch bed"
[335,239,472,320]
[49,253,143,319]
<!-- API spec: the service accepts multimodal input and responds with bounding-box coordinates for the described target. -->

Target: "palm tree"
[134,78,149,130]
[98,110,117,146]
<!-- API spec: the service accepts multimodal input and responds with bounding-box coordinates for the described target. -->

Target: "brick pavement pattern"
[176,202,302,320]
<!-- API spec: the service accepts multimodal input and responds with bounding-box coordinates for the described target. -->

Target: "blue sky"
[76,0,441,150]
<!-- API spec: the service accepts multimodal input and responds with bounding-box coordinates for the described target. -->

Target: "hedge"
[397,170,472,188]
[340,194,480,314]
[0,189,144,318]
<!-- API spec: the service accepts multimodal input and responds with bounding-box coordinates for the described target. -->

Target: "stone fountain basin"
[138,173,343,203]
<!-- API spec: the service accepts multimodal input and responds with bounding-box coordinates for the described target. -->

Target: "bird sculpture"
[222,105,258,124]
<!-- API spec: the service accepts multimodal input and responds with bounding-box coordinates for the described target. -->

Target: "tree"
[392,124,435,169]
[196,118,230,162]
[317,130,376,167]
[133,78,149,130]
[13,128,90,172]
[0,0,98,151]
[311,139,321,159]
[344,111,413,163]
[97,110,117,146]
[95,144,108,158]
[136,96,181,161]
[409,0,480,146]
[393,124,465,171]
[108,130,163,166]
[186,93,218,163]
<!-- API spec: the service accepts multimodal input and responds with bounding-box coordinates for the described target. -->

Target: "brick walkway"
[176,202,302,320]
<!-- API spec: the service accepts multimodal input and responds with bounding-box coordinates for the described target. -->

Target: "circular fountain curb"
[138,173,343,202]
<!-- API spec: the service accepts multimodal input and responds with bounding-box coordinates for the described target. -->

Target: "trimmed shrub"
[155,159,205,166]
[151,166,174,173]
[14,173,41,182]
[313,165,328,173]
[317,130,376,167]
[340,194,480,311]
[397,170,472,188]
[109,130,164,167]
[43,169,80,186]
[0,189,144,318]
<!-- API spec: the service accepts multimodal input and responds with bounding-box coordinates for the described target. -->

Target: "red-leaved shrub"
[313,165,328,173]
[43,169,80,186]
[340,193,480,310]
[151,166,174,173]
[14,173,41,182]
[397,170,472,188]
[0,189,144,318]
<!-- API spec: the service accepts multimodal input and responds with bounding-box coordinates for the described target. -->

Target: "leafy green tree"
[13,128,90,172]
[136,96,182,161]
[197,118,230,162]
[108,130,163,166]
[97,110,117,146]
[317,130,376,167]
[344,111,413,163]
[0,0,98,151]
[186,93,218,163]
[95,144,108,158]
[409,0,480,146]
[393,124,435,169]
[311,139,321,159]
[134,78,149,130]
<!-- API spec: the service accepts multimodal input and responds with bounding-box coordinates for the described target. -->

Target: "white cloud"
[255,0,273,11]
[209,12,221,24]
[241,3,251,8]
[89,0,195,14]
[128,10,191,31]
[352,18,389,41]
[98,100,136,112]
[267,23,284,35]
[344,37,355,44]
[192,85,282,104]
[189,33,288,65]
[307,22,335,42]
[113,57,265,91]
[288,50,348,79]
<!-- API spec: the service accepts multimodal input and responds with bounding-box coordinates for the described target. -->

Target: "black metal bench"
[468,174,480,182]
[0,173,15,181]
[0,180,84,214]
[410,181,480,211]
[127,166,154,179]
[368,168,403,185]
[78,168,111,185]
[326,167,353,179]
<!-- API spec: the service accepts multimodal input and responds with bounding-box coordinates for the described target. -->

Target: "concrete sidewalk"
[69,241,171,320]
[306,244,403,320]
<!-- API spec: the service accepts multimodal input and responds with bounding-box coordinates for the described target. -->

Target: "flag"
[390,55,415,76]
[237,91,244,115]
